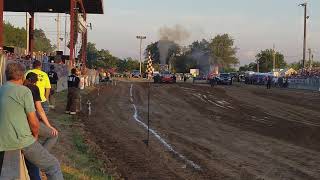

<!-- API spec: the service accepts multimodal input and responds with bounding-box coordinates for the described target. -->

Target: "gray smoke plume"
[158,25,190,65]
[159,24,190,42]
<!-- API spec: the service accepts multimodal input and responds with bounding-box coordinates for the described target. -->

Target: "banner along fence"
[288,78,320,91]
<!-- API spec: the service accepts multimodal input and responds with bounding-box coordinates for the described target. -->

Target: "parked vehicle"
[131,70,141,78]
[216,73,233,85]
[154,71,176,83]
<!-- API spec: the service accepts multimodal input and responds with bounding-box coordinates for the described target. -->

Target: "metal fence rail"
[288,78,320,91]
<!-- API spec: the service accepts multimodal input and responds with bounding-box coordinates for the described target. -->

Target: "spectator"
[0,62,63,180]
[47,65,59,109]
[267,76,272,89]
[26,60,51,114]
[43,53,49,64]
[24,72,59,180]
[24,72,59,149]
[66,68,80,115]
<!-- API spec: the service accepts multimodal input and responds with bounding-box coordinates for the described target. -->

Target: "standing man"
[48,65,59,109]
[210,77,216,87]
[26,60,51,113]
[66,68,80,115]
[0,63,63,180]
[267,76,272,89]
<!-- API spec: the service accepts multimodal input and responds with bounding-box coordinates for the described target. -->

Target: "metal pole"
[273,44,276,71]
[26,13,29,54]
[147,82,150,146]
[308,48,311,68]
[136,36,146,75]
[302,4,307,68]
[139,38,142,74]
[311,54,314,68]
[29,12,35,55]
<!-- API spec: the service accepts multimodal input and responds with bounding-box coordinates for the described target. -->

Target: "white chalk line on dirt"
[130,84,201,170]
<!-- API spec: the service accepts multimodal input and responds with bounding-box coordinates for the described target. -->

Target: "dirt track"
[82,81,320,180]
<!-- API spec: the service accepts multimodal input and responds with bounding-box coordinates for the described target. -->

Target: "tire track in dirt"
[130,84,201,170]
[82,82,320,180]
[147,83,320,179]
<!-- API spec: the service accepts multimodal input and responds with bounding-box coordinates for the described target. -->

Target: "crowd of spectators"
[289,68,320,79]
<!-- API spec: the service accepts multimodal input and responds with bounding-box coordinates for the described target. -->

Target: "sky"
[4,0,320,65]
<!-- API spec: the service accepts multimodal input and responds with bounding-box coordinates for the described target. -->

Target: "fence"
[288,77,320,91]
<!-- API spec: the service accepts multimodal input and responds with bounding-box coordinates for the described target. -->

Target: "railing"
[288,77,320,91]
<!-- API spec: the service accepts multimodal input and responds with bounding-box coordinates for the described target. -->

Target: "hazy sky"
[4,0,320,65]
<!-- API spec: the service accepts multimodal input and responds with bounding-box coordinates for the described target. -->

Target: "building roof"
[4,0,104,14]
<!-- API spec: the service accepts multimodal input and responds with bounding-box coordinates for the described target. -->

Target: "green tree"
[4,23,26,48]
[97,49,118,69]
[125,57,140,72]
[116,57,140,72]
[239,62,257,72]
[173,55,197,73]
[288,62,302,71]
[188,39,210,54]
[145,42,160,64]
[86,42,99,68]
[209,34,239,68]
[145,41,180,65]
[312,61,320,67]
[34,29,55,52]
[256,49,286,72]
[3,22,54,53]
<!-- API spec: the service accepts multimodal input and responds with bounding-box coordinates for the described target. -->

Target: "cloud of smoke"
[159,24,191,42]
[191,50,211,75]
[157,25,190,65]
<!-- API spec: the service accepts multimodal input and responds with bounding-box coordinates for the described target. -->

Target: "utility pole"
[311,54,314,68]
[257,59,260,73]
[26,12,29,54]
[299,2,308,69]
[136,36,146,75]
[273,44,276,71]
[308,48,311,68]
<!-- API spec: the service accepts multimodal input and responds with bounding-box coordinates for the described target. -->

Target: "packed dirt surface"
[82,81,320,180]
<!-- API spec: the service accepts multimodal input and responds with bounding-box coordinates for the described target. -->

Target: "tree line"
[239,49,320,72]
[85,42,141,72]
[85,34,240,73]
[85,33,320,73]
[146,34,239,73]
[4,22,55,53]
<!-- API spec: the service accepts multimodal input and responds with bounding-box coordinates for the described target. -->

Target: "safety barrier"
[288,78,320,91]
